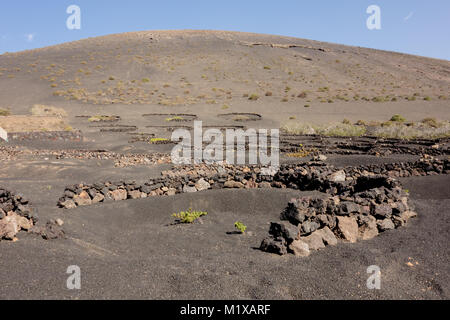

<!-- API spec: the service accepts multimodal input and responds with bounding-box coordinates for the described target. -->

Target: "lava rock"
[288,239,310,257]
[224,181,245,189]
[336,216,358,243]
[183,185,197,193]
[110,189,128,201]
[314,226,338,246]
[269,222,299,243]
[328,170,346,182]
[260,237,287,255]
[195,178,211,191]
[301,231,325,250]
[377,218,395,232]
[358,215,378,240]
[339,202,361,215]
[299,220,320,236]
[373,204,392,219]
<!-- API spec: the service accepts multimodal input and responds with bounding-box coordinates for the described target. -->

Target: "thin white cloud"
[25,33,35,42]
[404,12,414,21]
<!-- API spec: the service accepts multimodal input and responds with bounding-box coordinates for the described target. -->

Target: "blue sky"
[1,0,449,60]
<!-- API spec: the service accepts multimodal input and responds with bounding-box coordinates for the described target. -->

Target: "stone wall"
[8,131,83,142]
[0,188,36,240]
[260,174,417,256]
[57,158,449,209]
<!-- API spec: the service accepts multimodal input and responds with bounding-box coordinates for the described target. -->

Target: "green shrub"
[0,109,11,116]
[248,94,259,101]
[390,114,406,122]
[372,96,385,103]
[234,222,247,233]
[173,208,208,224]
[373,120,450,140]
[165,116,184,122]
[150,138,169,144]
[281,122,366,137]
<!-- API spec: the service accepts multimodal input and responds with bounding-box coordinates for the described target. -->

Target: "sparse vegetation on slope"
[282,122,366,137]
[173,208,208,224]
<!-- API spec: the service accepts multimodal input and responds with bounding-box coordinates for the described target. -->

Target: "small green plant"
[372,96,385,103]
[142,78,150,83]
[263,66,271,70]
[150,138,169,144]
[390,114,406,122]
[234,221,247,233]
[173,208,208,224]
[165,116,184,122]
[88,115,116,122]
[248,94,259,101]
[0,108,11,116]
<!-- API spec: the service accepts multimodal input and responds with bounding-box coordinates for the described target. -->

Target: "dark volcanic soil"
[0,174,448,300]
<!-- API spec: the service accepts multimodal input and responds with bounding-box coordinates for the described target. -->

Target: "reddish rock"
[301,232,325,250]
[289,240,310,257]
[358,216,379,240]
[110,189,127,201]
[336,216,358,243]
[74,191,92,206]
[128,190,142,199]
[92,193,105,204]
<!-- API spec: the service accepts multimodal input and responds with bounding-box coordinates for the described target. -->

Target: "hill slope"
[1,30,449,110]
